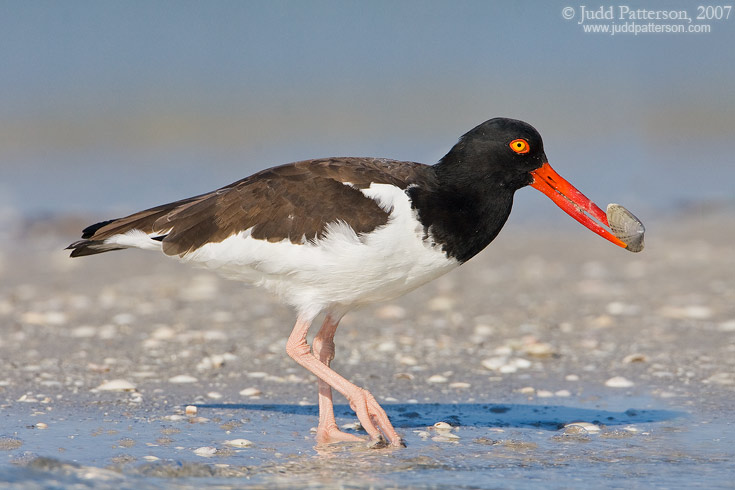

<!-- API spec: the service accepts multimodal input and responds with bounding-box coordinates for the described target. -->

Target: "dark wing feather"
[67,158,435,258]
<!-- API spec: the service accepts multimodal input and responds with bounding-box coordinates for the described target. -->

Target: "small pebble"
[565,374,580,381]
[95,379,137,392]
[168,375,198,384]
[449,382,471,389]
[377,341,397,352]
[196,355,227,371]
[224,439,253,448]
[397,355,418,366]
[239,387,262,397]
[623,353,648,363]
[185,405,198,416]
[503,357,530,373]
[564,422,601,434]
[482,356,531,372]
[518,386,535,395]
[515,358,532,368]
[432,434,460,442]
[87,363,111,373]
[427,374,448,383]
[554,390,571,397]
[143,455,160,461]
[605,376,634,388]
[34,422,48,430]
[207,392,223,399]
[536,390,554,398]
[193,446,217,457]
[522,342,556,358]
[433,421,452,431]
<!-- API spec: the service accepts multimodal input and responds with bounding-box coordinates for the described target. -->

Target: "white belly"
[178,184,459,316]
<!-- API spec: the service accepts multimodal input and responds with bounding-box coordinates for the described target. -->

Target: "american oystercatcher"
[68,118,635,447]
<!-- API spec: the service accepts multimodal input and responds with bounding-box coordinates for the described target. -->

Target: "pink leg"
[286,314,403,447]
[311,313,364,444]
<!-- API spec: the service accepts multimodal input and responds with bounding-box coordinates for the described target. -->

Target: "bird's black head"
[412,117,632,263]
[435,117,548,191]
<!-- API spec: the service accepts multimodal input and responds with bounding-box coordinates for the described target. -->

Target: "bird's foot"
[366,434,406,449]
[349,388,403,447]
[315,424,366,445]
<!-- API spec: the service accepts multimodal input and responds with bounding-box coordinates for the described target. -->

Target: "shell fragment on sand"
[95,379,137,392]
[606,204,645,253]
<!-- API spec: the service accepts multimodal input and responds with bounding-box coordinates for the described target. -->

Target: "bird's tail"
[66,211,165,257]
[67,218,128,257]
[65,194,204,257]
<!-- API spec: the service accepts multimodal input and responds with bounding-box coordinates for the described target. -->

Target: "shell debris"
[563,422,601,434]
[94,379,137,392]
[193,446,217,457]
[224,438,253,448]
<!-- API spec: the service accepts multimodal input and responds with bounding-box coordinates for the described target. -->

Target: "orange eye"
[509,139,530,154]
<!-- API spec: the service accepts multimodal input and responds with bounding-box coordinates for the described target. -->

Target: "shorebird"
[68,117,636,447]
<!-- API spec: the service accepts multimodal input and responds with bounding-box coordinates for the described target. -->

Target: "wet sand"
[1,207,734,488]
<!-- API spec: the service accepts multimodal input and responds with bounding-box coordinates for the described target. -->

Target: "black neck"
[408,161,517,263]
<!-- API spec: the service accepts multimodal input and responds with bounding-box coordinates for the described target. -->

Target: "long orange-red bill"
[530,162,627,249]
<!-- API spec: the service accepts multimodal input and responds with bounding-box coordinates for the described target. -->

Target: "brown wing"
[68,157,435,257]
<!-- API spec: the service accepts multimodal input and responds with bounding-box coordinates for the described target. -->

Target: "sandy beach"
[0,206,733,488]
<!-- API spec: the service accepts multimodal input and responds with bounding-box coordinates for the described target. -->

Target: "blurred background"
[1,0,734,230]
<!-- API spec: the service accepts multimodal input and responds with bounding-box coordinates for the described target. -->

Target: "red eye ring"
[509,139,530,154]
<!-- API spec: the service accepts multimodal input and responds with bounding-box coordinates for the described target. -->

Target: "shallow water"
[0,396,732,489]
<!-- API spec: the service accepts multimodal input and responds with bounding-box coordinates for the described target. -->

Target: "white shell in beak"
[606,203,645,253]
